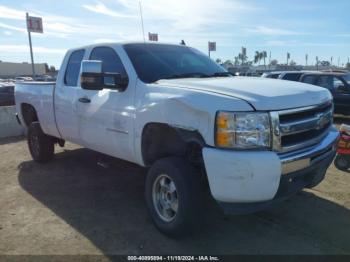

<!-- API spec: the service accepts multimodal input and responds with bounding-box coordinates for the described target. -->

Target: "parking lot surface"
[0,134,350,256]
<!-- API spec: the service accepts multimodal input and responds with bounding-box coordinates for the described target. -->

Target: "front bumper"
[202,126,339,214]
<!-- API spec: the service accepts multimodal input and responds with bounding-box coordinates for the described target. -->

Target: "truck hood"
[157,77,332,111]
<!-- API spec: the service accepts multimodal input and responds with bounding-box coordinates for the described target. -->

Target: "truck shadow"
[17,148,350,255]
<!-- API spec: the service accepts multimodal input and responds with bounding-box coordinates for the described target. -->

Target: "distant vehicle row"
[0,75,56,106]
[262,71,350,115]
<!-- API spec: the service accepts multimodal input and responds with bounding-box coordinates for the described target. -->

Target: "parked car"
[34,75,56,82]
[15,42,339,237]
[262,71,317,81]
[0,83,15,106]
[261,71,281,79]
[300,72,350,115]
[15,76,33,82]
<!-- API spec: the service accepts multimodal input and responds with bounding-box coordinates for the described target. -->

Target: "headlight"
[215,111,271,149]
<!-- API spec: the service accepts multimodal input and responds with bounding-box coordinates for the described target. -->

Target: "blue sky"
[0,0,349,68]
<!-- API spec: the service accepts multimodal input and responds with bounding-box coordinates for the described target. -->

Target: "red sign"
[148,33,158,41]
[27,15,43,33]
[208,42,216,51]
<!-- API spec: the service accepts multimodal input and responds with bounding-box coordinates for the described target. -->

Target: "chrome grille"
[271,101,333,153]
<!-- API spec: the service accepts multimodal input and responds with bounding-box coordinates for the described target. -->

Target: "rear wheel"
[27,122,55,163]
[145,157,204,237]
[334,154,350,171]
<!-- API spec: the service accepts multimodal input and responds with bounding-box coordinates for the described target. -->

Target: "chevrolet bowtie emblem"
[316,113,330,130]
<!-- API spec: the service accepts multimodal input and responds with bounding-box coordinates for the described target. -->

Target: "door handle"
[78,97,91,103]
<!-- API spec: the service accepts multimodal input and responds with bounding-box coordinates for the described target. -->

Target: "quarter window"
[64,49,85,86]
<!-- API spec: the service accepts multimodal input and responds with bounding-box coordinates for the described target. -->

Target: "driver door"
[76,46,135,161]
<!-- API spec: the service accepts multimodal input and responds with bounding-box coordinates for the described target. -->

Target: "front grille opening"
[281,124,331,147]
[279,103,332,123]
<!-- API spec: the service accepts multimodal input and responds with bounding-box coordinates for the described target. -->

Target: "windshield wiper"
[154,72,231,82]
[207,72,232,77]
[157,72,210,81]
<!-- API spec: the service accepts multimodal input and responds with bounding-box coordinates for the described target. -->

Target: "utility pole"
[139,1,146,43]
[26,12,35,78]
[305,54,308,66]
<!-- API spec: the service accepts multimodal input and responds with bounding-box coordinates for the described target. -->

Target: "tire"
[27,122,55,163]
[334,154,350,171]
[145,157,204,237]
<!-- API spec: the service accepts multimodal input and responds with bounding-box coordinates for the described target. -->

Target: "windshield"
[123,43,228,83]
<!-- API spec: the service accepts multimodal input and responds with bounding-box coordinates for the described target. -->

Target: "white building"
[0,61,46,78]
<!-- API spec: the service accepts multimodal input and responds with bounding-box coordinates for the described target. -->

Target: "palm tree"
[254,51,260,64]
[262,51,267,68]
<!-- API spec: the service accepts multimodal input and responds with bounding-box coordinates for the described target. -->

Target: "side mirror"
[103,72,129,91]
[338,85,348,93]
[80,60,129,91]
[81,60,104,90]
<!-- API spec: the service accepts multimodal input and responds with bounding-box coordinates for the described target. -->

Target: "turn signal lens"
[216,113,228,129]
[216,131,234,147]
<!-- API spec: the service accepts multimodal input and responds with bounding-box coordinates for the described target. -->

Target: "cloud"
[0,44,66,54]
[333,33,350,37]
[0,22,26,33]
[4,31,12,36]
[0,5,25,20]
[0,5,84,38]
[83,0,258,30]
[247,26,304,36]
[82,2,136,18]
[265,40,348,47]
[143,0,258,30]
[93,38,117,43]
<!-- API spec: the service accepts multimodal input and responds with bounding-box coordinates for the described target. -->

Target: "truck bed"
[15,81,60,138]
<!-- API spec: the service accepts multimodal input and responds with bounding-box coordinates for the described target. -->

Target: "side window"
[64,49,85,86]
[333,76,348,92]
[89,47,127,76]
[302,75,317,85]
[316,76,333,90]
[283,73,302,82]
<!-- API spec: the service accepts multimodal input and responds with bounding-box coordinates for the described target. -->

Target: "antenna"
[139,1,146,43]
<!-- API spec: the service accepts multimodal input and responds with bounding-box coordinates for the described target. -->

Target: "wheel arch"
[141,122,206,167]
[20,103,39,127]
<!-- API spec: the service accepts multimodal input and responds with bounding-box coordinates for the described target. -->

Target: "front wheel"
[145,157,204,237]
[27,122,55,163]
[334,154,350,171]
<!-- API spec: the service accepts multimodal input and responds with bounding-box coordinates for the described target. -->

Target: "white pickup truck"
[15,42,339,236]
